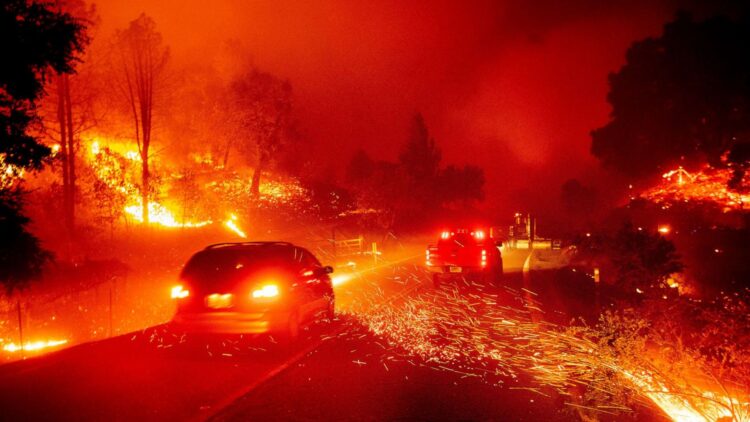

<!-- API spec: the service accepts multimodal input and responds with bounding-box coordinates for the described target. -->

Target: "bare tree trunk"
[250,160,264,197]
[223,139,231,168]
[141,155,149,225]
[56,77,71,235]
[63,74,76,235]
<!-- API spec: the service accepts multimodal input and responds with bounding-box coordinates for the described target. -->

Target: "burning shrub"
[575,295,750,422]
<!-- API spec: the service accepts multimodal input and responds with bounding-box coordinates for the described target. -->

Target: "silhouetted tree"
[345,148,375,183]
[0,0,86,292]
[399,113,441,185]
[231,68,292,197]
[728,142,750,191]
[592,12,750,179]
[0,194,52,294]
[561,179,599,226]
[1,0,86,170]
[114,13,169,224]
[45,0,98,238]
[345,114,486,230]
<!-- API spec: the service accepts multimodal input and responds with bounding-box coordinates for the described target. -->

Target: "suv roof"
[204,241,294,250]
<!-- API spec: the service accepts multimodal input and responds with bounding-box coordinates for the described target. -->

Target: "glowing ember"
[0,155,24,190]
[344,267,749,422]
[623,371,747,422]
[3,339,68,353]
[223,214,247,238]
[641,165,750,210]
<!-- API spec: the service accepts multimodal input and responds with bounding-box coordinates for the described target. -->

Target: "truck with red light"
[170,242,335,343]
[425,229,503,286]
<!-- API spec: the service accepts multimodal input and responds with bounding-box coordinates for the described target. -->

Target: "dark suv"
[171,242,335,341]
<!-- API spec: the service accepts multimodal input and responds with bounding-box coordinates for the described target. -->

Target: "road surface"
[0,248,656,421]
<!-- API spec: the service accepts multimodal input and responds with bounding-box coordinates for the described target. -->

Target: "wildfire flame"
[641,165,750,210]
[124,201,212,228]
[223,214,247,238]
[87,138,239,230]
[2,339,68,353]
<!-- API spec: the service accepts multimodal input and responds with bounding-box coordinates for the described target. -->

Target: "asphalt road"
[0,249,650,422]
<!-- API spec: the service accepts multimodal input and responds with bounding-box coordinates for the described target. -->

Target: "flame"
[88,137,212,229]
[124,200,212,228]
[0,155,24,189]
[623,370,748,422]
[641,165,750,210]
[3,339,68,353]
[81,136,308,234]
[223,214,247,238]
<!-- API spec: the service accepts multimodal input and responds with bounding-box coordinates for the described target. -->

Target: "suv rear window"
[181,246,304,286]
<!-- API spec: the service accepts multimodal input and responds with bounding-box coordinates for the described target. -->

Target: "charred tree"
[114,14,168,224]
[53,73,78,236]
[231,69,292,197]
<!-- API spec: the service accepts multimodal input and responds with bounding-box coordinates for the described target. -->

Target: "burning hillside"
[641,166,749,211]
[33,135,314,238]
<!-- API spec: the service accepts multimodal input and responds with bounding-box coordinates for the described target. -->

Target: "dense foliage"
[0,0,87,293]
[592,12,750,183]
[346,114,485,230]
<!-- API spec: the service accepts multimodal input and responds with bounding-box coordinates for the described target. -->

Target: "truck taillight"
[440,231,450,239]
[474,230,486,240]
[481,249,487,267]
[426,249,432,266]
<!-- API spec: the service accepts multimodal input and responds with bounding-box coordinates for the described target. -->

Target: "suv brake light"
[252,284,280,299]
[171,285,190,299]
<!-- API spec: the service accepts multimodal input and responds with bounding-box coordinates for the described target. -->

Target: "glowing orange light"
[205,293,233,308]
[622,370,746,422]
[440,231,450,239]
[252,284,279,299]
[481,249,487,267]
[171,285,189,299]
[643,165,750,210]
[125,200,212,228]
[474,230,486,240]
[224,214,247,238]
[332,274,352,286]
[3,339,68,353]
[658,225,671,234]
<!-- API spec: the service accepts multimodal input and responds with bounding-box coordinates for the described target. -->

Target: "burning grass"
[641,165,750,211]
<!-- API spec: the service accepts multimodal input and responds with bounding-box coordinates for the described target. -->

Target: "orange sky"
[93,0,683,211]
